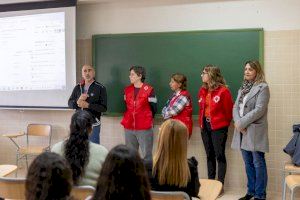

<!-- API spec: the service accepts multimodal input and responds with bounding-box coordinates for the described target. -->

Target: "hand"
[234,123,240,131]
[77,100,89,108]
[79,93,89,101]
[241,128,247,134]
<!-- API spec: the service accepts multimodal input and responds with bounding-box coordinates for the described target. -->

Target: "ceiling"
[0,0,242,5]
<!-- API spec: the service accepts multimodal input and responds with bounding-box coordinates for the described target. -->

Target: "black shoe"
[254,198,265,200]
[218,187,224,198]
[238,194,253,200]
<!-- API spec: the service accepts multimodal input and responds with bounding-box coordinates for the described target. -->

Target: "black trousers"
[201,118,228,184]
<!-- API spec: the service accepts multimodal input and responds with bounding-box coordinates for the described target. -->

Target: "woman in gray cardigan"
[231,60,270,200]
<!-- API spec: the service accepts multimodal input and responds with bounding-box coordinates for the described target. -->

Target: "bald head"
[82,64,95,84]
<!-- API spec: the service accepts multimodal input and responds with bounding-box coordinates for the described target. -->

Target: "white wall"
[77,0,300,38]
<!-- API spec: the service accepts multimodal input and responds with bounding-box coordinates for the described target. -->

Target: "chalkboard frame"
[92,28,264,116]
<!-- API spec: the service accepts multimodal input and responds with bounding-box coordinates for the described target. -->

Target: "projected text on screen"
[0,12,66,91]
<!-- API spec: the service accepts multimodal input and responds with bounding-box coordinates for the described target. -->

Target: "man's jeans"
[241,149,268,199]
[90,124,100,144]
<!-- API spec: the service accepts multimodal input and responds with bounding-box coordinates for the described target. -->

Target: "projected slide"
[0,12,66,91]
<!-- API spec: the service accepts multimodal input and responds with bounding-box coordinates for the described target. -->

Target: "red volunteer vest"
[121,83,153,130]
[198,86,233,131]
[170,90,193,136]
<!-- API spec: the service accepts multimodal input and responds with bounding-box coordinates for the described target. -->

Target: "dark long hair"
[93,144,151,200]
[25,152,73,200]
[65,110,92,184]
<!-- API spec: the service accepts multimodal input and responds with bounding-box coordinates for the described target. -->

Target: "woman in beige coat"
[231,60,270,200]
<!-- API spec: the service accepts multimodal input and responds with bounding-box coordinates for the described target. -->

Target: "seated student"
[26,152,73,200]
[162,73,193,137]
[92,144,151,200]
[144,119,200,198]
[51,110,108,187]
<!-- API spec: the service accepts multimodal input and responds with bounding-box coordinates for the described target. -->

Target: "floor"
[218,190,284,200]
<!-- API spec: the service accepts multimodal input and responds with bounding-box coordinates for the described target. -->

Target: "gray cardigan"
[231,82,270,152]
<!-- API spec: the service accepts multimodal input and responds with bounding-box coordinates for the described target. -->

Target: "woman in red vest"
[121,66,157,162]
[162,73,193,137]
[198,65,233,194]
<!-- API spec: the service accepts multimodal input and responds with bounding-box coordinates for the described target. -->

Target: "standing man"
[68,64,107,144]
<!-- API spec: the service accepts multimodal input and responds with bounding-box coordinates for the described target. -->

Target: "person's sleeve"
[148,89,157,117]
[232,90,241,123]
[162,105,170,119]
[162,95,188,119]
[88,85,107,112]
[236,85,270,129]
[187,157,200,197]
[223,89,234,123]
[68,85,79,109]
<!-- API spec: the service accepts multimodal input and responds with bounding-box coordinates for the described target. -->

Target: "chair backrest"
[71,185,95,200]
[27,124,51,137]
[0,177,26,199]
[199,179,222,200]
[151,190,191,200]
[27,124,52,147]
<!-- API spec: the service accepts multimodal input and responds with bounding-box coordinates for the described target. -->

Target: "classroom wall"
[0,0,300,197]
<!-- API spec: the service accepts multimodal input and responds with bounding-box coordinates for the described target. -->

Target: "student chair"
[71,185,95,200]
[151,190,191,200]
[282,162,300,200]
[283,174,300,200]
[0,177,26,199]
[198,179,223,200]
[2,124,52,174]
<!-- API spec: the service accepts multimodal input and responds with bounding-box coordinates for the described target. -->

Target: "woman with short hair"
[162,73,193,137]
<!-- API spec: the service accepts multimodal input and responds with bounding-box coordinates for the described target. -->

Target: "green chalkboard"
[92,29,263,116]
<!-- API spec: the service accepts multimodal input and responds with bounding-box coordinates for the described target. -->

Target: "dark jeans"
[241,149,268,199]
[90,124,100,144]
[201,119,228,184]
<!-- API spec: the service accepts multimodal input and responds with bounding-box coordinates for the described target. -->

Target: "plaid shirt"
[162,91,189,119]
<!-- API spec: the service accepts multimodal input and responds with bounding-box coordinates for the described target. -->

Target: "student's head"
[153,119,190,187]
[201,64,226,89]
[65,110,93,184]
[26,152,72,200]
[129,65,146,84]
[169,73,187,91]
[243,60,266,83]
[82,64,95,83]
[93,144,151,200]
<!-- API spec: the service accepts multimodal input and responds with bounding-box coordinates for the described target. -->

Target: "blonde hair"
[202,64,226,90]
[153,119,190,187]
[244,60,266,84]
[171,73,187,90]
